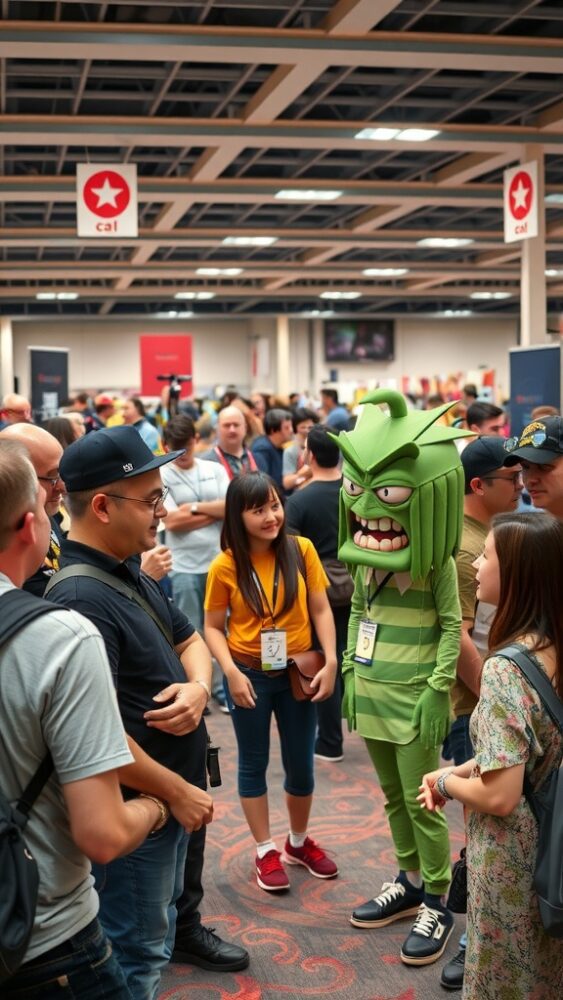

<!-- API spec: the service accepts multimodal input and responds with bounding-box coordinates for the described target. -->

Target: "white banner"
[76,163,138,238]
[503,160,538,244]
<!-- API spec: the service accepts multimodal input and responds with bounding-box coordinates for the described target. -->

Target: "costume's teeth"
[392,536,403,550]
[367,518,378,530]
[359,517,366,528]
[379,538,392,552]
[392,519,402,532]
[379,517,391,531]
[353,530,363,545]
[366,536,380,550]
[401,534,408,547]
[359,534,368,548]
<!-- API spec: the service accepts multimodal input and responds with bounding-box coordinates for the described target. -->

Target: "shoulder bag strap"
[500,644,563,731]
[45,565,174,648]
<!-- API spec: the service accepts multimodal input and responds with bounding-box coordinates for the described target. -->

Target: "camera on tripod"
[156,373,192,416]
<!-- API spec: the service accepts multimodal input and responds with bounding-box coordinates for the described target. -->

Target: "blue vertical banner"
[509,344,561,436]
[29,347,69,422]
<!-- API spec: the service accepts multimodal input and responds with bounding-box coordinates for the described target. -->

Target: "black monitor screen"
[324,320,395,363]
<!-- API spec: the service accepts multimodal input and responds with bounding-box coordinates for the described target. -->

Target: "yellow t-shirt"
[204,536,328,659]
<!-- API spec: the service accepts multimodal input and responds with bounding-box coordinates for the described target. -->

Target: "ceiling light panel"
[222,236,277,247]
[275,189,343,201]
[418,238,474,248]
[363,267,409,277]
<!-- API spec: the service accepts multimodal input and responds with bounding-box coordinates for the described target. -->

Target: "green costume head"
[333,389,470,581]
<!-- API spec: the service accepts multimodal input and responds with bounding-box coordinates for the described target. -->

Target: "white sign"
[76,164,138,237]
[503,160,538,244]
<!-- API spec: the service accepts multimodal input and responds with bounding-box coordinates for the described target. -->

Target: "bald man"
[201,405,257,479]
[1,392,32,426]
[0,423,64,594]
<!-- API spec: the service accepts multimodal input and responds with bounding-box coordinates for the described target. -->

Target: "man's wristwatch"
[191,502,199,515]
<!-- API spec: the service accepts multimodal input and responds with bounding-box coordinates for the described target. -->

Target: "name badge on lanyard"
[261,628,287,670]
[353,570,393,666]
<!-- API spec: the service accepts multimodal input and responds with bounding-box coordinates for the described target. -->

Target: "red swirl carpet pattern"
[160,711,465,1000]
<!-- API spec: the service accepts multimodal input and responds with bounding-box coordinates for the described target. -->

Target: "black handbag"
[446,847,467,913]
[0,590,59,982]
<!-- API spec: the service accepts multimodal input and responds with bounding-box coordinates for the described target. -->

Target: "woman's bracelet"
[194,678,211,702]
[139,793,170,832]
[436,772,454,801]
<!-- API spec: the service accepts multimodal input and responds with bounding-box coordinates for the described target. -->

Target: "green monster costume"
[333,389,469,966]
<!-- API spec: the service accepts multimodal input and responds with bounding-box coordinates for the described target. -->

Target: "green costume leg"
[366,737,451,896]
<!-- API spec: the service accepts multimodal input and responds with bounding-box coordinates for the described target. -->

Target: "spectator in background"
[504,414,563,521]
[320,389,350,432]
[530,404,559,420]
[282,408,319,495]
[69,391,97,433]
[93,392,116,429]
[1,392,32,426]
[203,405,257,478]
[466,401,505,437]
[286,426,351,763]
[251,408,294,492]
[461,383,478,406]
[63,411,87,438]
[42,416,76,450]
[122,396,163,455]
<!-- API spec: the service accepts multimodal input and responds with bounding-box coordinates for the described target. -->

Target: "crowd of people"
[0,380,562,1000]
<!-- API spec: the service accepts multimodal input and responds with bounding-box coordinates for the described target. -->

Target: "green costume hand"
[341,669,356,732]
[411,685,451,749]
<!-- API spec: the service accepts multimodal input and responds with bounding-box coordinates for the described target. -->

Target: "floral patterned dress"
[463,650,563,1000]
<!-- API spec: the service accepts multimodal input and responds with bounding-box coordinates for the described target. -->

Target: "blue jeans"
[224,662,316,798]
[4,918,131,998]
[449,714,474,950]
[92,819,188,1000]
[171,571,223,699]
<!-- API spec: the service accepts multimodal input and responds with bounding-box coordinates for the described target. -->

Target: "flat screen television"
[324,320,395,363]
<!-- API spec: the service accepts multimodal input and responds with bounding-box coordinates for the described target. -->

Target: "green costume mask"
[333,389,470,581]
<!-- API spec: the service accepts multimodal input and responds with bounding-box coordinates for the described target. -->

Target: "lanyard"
[252,559,281,626]
[214,446,257,480]
[366,570,393,613]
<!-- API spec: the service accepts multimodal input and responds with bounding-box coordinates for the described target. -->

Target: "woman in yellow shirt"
[204,471,338,892]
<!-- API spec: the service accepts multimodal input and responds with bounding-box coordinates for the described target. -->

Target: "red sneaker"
[255,850,290,892]
[283,837,338,879]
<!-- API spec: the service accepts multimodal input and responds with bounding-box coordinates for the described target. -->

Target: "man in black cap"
[440,436,523,992]
[504,414,563,521]
[46,427,248,1000]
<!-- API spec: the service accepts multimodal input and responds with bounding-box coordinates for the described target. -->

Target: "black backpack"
[0,589,61,983]
[502,644,563,939]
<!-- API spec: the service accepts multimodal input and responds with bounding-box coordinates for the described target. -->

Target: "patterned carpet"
[160,708,465,1000]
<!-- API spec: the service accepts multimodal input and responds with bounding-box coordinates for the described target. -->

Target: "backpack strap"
[500,644,563,731]
[0,589,60,813]
[45,564,174,648]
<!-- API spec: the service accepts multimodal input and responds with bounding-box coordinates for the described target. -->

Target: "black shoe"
[172,925,249,971]
[350,877,423,928]
[440,946,465,990]
[400,903,454,966]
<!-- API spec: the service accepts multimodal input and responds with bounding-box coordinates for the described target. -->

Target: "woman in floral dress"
[419,511,563,999]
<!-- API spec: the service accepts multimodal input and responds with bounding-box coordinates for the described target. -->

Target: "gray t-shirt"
[0,574,133,961]
[162,457,228,574]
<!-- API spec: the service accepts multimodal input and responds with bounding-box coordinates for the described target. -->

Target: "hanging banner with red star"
[503,160,538,244]
[76,164,138,237]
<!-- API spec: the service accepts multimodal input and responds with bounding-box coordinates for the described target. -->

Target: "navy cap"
[504,416,563,466]
[461,435,511,489]
[60,426,183,492]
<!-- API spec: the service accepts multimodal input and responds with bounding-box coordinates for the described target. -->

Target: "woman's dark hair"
[291,407,319,433]
[221,471,298,619]
[488,511,563,698]
[42,417,76,450]
[163,413,196,450]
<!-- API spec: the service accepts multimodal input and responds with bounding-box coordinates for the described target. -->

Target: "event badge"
[260,628,287,671]
[354,619,378,665]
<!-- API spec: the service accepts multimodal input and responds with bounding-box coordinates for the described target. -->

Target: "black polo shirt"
[49,539,206,787]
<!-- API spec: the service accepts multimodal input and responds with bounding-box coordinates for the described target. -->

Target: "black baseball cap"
[504,416,563,466]
[461,436,511,489]
[61,426,183,492]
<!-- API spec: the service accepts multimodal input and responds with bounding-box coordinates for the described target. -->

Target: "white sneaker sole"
[282,852,338,879]
[400,922,454,966]
[256,871,290,892]
[350,904,421,929]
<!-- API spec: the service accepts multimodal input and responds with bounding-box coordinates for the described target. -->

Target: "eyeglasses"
[104,486,169,515]
[38,474,64,489]
[483,473,523,486]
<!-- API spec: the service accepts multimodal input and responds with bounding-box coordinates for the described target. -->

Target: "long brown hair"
[221,471,298,620]
[488,511,563,698]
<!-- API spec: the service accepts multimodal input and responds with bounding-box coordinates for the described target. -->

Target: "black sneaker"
[400,903,454,966]
[440,946,465,990]
[172,925,249,971]
[350,878,423,928]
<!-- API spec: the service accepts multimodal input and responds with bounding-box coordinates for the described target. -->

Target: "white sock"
[406,870,423,888]
[289,831,306,848]
[256,839,276,859]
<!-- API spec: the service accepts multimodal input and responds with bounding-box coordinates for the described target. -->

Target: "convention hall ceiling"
[2,0,563,325]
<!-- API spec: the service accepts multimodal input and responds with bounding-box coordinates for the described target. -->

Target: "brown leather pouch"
[287,650,325,701]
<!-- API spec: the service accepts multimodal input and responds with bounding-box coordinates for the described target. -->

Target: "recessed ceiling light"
[57,292,79,300]
[174,291,216,300]
[470,291,512,300]
[222,236,277,247]
[36,292,57,300]
[154,310,194,318]
[545,193,563,204]
[439,309,474,317]
[275,189,343,201]
[36,291,79,300]
[355,127,400,141]
[301,309,336,317]
[319,291,362,300]
[545,268,563,277]
[418,237,474,248]
[196,267,243,276]
[397,128,440,142]
[363,267,409,277]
